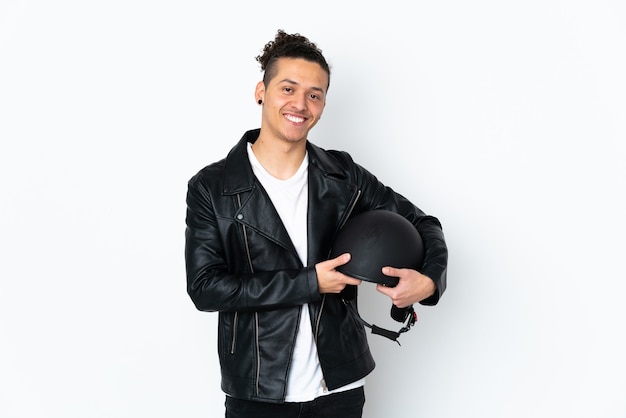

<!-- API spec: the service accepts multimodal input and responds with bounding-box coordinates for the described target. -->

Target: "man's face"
[257,57,328,145]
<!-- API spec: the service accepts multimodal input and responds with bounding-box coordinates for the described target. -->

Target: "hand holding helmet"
[330,210,425,287]
[377,266,436,308]
[315,253,362,294]
[329,210,426,344]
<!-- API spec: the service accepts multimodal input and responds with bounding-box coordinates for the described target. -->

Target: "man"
[185,29,448,418]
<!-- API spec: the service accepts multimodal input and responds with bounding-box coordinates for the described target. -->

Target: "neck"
[250,136,307,180]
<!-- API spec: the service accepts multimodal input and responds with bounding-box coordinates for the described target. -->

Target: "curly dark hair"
[256,29,331,89]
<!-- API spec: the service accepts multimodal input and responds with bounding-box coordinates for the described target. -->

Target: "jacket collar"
[221,129,346,195]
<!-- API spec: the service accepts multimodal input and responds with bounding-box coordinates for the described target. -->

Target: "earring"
[257,99,263,105]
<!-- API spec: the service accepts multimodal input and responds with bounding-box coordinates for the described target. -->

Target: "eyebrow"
[279,78,326,95]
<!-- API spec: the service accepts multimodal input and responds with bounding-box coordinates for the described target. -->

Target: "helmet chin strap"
[344,299,417,346]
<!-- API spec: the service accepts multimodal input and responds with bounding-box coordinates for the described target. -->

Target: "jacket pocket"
[218,311,238,356]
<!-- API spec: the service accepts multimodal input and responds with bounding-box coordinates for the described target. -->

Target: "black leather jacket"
[185,129,448,403]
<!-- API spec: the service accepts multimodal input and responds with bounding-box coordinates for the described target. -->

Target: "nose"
[291,92,307,110]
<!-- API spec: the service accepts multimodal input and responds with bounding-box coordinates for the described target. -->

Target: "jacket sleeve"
[342,153,448,306]
[412,214,448,306]
[185,173,322,313]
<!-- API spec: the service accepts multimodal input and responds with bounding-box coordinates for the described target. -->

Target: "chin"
[283,130,309,143]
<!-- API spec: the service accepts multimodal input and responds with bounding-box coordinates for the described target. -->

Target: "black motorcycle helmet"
[330,209,425,287]
[329,209,425,344]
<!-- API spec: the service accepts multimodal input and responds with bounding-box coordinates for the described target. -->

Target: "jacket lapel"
[306,143,361,265]
[221,129,297,257]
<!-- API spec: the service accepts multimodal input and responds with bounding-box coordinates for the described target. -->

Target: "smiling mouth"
[285,114,306,124]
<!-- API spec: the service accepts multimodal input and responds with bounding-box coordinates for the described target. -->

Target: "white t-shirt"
[247,143,364,401]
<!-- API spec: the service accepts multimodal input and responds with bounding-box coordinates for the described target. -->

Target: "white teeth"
[285,114,305,123]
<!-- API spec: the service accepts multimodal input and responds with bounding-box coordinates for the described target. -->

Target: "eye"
[283,87,293,93]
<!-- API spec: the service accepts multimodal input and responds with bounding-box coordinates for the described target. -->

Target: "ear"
[255,81,265,101]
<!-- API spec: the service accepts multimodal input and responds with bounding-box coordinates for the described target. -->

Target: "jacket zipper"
[314,294,326,346]
[338,189,361,230]
[230,313,238,354]
[236,193,261,396]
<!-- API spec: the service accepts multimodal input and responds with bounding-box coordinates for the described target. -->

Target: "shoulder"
[306,141,357,176]
[188,157,226,189]
[188,129,255,189]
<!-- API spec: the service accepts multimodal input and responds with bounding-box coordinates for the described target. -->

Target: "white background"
[1,1,625,417]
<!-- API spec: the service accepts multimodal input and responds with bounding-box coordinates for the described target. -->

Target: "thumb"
[330,252,351,268]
